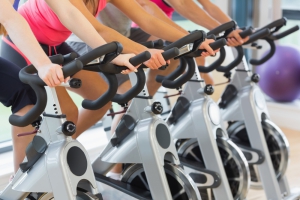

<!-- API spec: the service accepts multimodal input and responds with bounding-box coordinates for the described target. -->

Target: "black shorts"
[0,57,36,113]
[0,37,75,113]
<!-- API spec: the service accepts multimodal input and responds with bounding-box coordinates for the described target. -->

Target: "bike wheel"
[122,162,199,200]
[227,120,289,189]
[177,137,250,200]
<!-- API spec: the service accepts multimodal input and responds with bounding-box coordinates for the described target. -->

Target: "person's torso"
[18,0,106,46]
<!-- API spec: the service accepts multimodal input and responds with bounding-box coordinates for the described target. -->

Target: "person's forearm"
[2,8,51,68]
[46,0,107,49]
[199,0,231,24]
[137,0,188,34]
[166,0,220,30]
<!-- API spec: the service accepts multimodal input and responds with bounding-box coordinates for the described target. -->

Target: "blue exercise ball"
[256,45,300,102]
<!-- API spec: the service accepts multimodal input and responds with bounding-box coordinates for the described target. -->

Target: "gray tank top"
[67,3,132,43]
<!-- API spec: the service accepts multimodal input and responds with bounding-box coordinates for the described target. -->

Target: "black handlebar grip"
[249,39,275,65]
[261,17,287,30]
[198,47,226,73]
[61,60,84,77]
[63,52,79,64]
[163,30,206,51]
[77,42,122,66]
[112,68,146,104]
[207,21,236,36]
[129,51,151,66]
[195,38,227,55]
[49,54,64,65]
[161,57,195,89]
[82,73,118,110]
[19,60,83,86]
[273,25,299,40]
[239,27,253,38]
[156,58,187,83]
[95,51,151,74]
[244,28,271,45]
[140,41,154,48]
[153,39,164,49]
[216,46,244,72]
[207,34,216,40]
[161,47,180,60]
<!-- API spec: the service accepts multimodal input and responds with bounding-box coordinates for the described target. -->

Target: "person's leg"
[0,57,36,173]
[146,57,180,96]
[55,42,110,138]
[195,56,214,85]
[11,105,35,173]
[67,70,111,138]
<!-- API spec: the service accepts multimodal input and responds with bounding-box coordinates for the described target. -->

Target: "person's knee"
[14,105,34,116]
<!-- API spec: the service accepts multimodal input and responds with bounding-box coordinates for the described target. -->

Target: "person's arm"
[165,0,221,30]
[48,0,165,70]
[0,0,66,87]
[198,0,231,24]
[111,0,188,42]
[136,0,188,34]
[111,0,215,55]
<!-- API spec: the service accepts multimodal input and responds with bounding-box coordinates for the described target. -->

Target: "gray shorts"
[67,28,151,86]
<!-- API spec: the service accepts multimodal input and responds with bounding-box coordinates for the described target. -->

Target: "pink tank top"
[151,0,174,18]
[19,0,106,46]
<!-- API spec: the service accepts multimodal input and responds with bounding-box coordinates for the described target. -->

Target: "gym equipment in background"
[219,18,300,199]
[256,45,300,102]
[91,31,209,200]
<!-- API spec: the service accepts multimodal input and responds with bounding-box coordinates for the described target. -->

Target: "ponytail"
[0,24,7,36]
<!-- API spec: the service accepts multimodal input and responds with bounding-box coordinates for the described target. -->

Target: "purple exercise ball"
[256,45,300,102]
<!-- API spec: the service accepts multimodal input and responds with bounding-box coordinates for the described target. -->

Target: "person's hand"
[227,29,249,46]
[143,49,169,70]
[37,63,69,87]
[199,39,219,57]
[111,53,138,74]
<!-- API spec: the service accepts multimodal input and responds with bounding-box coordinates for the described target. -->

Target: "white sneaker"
[106,172,123,181]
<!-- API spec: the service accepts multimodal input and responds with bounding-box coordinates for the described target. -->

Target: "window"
[281,0,300,46]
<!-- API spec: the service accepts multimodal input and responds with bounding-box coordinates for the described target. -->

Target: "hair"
[83,0,97,15]
[0,24,7,36]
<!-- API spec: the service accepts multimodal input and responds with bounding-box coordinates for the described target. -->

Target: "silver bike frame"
[166,57,247,200]
[93,70,201,200]
[0,85,99,200]
[220,49,300,200]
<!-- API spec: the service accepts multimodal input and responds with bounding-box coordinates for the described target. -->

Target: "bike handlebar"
[10,59,83,127]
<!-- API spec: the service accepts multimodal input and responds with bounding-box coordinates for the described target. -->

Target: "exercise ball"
[256,45,300,102]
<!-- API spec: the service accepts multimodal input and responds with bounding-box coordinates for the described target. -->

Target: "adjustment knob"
[251,73,260,83]
[62,121,76,136]
[69,78,82,88]
[204,84,214,95]
[151,102,163,115]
